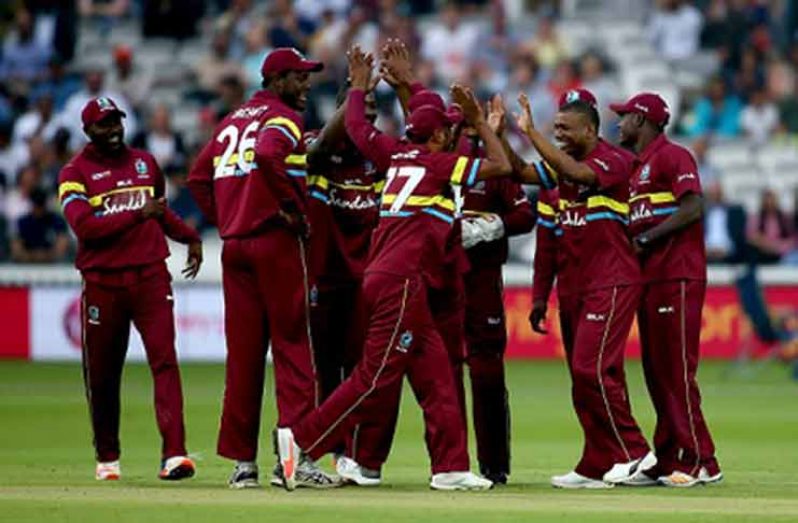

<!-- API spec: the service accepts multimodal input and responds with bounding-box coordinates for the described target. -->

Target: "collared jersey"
[306,133,383,285]
[629,134,706,282]
[555,139,641,291]
[59,144,200,271]
[188,90,308,239]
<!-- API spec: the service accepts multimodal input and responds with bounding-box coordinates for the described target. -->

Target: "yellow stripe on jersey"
[285,154,307,166]
[586,195,629,214]
[629,191,676,204]
[213,151,256,167]
[382,194,455,210]
[308,174,378,192]
[450,156,469,185]
[88,186,154,207]
[373,180,385,193]
[58,181,86,200]
[537,201,556,217]
[263,117,301,141]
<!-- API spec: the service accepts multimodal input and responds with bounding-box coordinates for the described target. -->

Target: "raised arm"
[379,38,419,117]
[451,84,511,179]
[515,93,597,186]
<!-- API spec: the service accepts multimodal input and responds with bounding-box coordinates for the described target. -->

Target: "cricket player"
[459,101,535,484]
[512,89,654,488]
[275,47,511,492]
[188,48,336,489]
[59,97,202,481]
[611,93,722,487]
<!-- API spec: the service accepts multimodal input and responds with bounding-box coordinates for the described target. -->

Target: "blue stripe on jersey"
[61,193,88,209]
[535,162,555,190]
[262,125,299,147]
[555,228,564,237]
[466,159,481,187]
[310,191,329,203]
[536,217,557,229]
[287,169,307,178]
[652,206,678,216]
[421,207,454,224]
[380,210,415,218]
[585,211,629,225]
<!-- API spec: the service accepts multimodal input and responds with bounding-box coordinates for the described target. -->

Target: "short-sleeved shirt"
[557,139,641,291]
[629,134,706,282]
[367,147,481,289]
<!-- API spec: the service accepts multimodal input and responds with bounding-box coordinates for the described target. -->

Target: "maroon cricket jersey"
[188,90,308,239]
[629,134,706,282]
[305,134,382,285]
[557,139,640,291]
[59,144,200,272]
[345,88,481,288]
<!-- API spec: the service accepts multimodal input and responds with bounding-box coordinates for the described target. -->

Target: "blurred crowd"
[0,0,797,266]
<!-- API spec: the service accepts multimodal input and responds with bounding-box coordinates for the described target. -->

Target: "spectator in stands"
[165,166,205,232]
[731,46,765,102]
[747,188,795,265]
[0,123,29,188]
[705,179,748,264]
[0,7,52,84]
[31,55,82,112]
[647,0,704,62]
[421,1,481,85]
[212,75,246,122]
[142,0,204,41]
[310,6,378,67]
[105,45,154,113]
[740,86,779,147]
[686,76,742,138]
[691,137,721,184]
[523,14,567,71]
[504,56,555,137]
[132,104,186,172]
[547,60,581,104]
[78,0,130,37]
[778,74,798,134]
[241,20,271,94]
[39,128,72,193]
[5,165,41,236]
[12,91,59,146]
[266,0,317,53]
[10,187,70,263]
[579,52,616,135]
[294,0,351,24]
[58,68,137,151]
[192,30,245,98]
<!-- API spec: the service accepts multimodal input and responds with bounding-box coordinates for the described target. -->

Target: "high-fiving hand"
[451,83,485,126]
[379,38,413,87]
[514,93,536,136]
[347,45,374,91]
[487,94,507,135]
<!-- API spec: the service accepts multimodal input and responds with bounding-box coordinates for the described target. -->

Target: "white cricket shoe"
[551,471,613,489]
[659,467,723,488]
[603,451,657,484]
[159,455,195,480]
[95,460,121,481]
[336,456,381,486]
[621,472,659,487]
[275,427,300,491]
[229,462,259,489]
[430,471,493,491]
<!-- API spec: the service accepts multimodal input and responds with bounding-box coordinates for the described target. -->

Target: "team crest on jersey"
[135,158,148,175]
[397,330,413,352]
[640,164,651,182]
[88,305,100,325]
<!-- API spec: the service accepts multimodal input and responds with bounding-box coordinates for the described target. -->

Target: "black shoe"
[480,467,508,485]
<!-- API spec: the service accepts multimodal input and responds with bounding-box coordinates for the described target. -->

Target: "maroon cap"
[405,104,458,141]
[610,92,670,126]
[260,48,323,78]
[81,97,126,128]
[408,89,464,124]
[558,88,597,109]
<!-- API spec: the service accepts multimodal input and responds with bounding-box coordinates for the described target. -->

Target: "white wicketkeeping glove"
[461,213,505,249]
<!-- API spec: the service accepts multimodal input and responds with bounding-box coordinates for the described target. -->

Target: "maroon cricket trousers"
[639,280,720,477]
[217,227,319,462]
[463,264,510,476]
[293,272,470,474]
[80,261,186,462]
[344,271,469,471]
[571,284,650,479]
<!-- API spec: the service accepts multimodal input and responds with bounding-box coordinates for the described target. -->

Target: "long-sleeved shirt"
[58,143,200,272]
[188,89,308,239]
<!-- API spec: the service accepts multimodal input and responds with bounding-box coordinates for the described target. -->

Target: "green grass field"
[1,360,797,522]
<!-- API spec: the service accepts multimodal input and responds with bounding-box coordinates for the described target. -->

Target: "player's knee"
[571,360,599,389]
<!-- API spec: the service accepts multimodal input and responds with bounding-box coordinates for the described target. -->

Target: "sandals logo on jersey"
[135,158,149,177]
[396,330,413,353]
[99,189,149,216]
[88,305,101,325]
